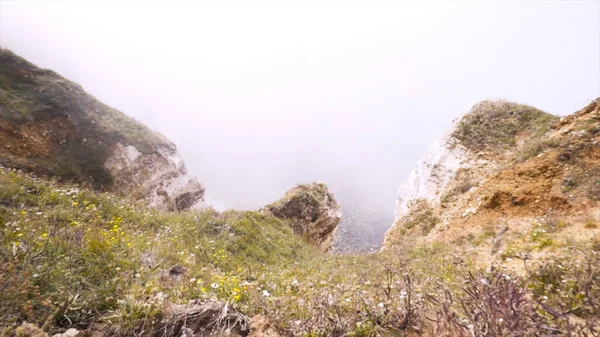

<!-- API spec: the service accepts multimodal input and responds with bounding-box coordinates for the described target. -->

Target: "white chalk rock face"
[393,131,468,223]
[392,104,478,226]
[105,142,205,211]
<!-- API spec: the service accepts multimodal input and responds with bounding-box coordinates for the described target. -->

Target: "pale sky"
[1,0,599,216]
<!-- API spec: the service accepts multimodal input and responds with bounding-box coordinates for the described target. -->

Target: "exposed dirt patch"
[477,153,572,216]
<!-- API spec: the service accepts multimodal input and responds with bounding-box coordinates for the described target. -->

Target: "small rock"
[53,328,79,337]
[461,207,477,218]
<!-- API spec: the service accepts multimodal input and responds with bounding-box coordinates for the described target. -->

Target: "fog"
[1,1,599,251]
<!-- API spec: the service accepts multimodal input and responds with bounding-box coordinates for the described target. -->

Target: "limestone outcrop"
[264,183,342,251]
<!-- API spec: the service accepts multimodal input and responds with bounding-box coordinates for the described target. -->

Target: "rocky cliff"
[0,49,204,211]
[264,183,342,251]
[385,99,600,273]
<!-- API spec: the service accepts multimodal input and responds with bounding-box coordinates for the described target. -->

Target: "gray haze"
[1,1,599,250]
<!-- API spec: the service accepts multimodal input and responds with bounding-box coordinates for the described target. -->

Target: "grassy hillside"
[1,167,598,336]
[0,49,172,189]
[452,100,558,153]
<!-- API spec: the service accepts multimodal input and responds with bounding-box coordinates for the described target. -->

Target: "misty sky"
[1,1,599,214]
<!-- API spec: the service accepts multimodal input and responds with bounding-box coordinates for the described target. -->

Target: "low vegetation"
[1,168,599,336]
[400,200,440,236]
[515,136,561,162]
[453,100,558,153]
[440,170,477,204]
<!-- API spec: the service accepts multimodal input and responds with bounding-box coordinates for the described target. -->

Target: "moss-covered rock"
[264,183,342,251]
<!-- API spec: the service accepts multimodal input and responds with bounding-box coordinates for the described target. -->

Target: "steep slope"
[385,99,600,273]
[0,49,204,211]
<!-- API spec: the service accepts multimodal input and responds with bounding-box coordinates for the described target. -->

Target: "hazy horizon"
[1,1,599,241]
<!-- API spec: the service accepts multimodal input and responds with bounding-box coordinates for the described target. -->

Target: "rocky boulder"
[264,183,342,251]
[104,142,204,211]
